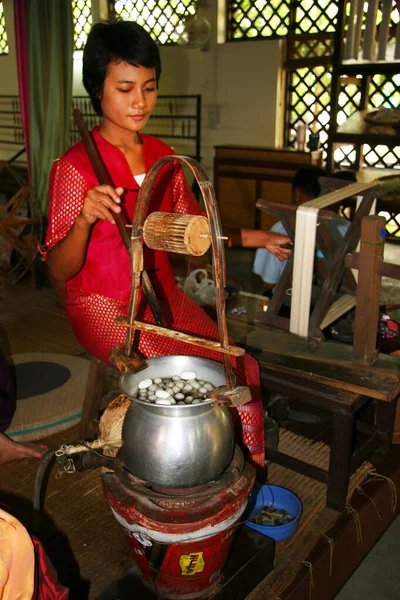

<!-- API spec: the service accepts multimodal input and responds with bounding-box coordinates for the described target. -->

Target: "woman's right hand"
[78,185,124,227]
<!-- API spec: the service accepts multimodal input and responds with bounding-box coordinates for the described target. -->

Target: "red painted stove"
[102,446,255,599]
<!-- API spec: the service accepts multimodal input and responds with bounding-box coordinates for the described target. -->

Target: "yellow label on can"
[179,552,205,576]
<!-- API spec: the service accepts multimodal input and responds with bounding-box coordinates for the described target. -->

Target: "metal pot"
[120,356,234,488]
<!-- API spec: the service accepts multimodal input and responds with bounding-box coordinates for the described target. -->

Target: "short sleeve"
[40,160,89,257]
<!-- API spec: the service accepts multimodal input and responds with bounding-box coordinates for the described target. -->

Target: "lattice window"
[226,0,339,41]
[283,1,339,163]
[287,33,334,61]
[333,143,357,170]
[72,0,92,50]
[368,74,400,109]
[0,1,9,55]
[378,209,400,238]
[286,66,332,154]
[363,144,400,170]
[336,75,362,126]
[294,0,338,34]
[110,0,199,45]
[226,0,290,40]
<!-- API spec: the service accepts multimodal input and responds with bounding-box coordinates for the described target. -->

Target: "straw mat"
[247,428,374,600]
[6,352,90,442]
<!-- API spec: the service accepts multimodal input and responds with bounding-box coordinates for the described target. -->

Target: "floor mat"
[6,352,90,442]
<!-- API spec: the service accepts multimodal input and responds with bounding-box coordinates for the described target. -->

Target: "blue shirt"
[252,217,349,285]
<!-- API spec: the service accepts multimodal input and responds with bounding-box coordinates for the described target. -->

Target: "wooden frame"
[254,176,385,340]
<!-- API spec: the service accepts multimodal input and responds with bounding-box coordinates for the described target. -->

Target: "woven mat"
[7,352,90,442]
[246,428,374,600]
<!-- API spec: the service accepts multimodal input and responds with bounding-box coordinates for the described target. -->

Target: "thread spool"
[143,212,211,256]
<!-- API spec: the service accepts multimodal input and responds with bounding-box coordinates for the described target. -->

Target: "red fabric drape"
[13,0,31,178]
[32,537,69,599]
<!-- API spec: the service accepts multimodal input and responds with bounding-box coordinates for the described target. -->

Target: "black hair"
[292,166,328,199]
[83,21,162,116]
[333,169,357,182]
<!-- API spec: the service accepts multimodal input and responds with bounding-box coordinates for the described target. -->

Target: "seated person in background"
[253,166,350,303]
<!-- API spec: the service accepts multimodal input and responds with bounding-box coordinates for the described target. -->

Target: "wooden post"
[362,0,379,60]
[352,215,386,364]
[377,0,392,60]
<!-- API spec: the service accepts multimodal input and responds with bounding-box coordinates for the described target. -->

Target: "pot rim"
[120,355,227,410]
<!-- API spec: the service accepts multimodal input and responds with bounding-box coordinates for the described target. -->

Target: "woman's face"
[100,60,158,136]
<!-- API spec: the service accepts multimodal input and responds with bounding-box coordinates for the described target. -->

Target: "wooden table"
[245,329,400,512]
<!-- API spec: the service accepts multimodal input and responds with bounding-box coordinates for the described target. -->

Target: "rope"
[360,239,384,247]
[300,560,314,598]
[320,533,335,576]
[367,472,398,513]
[356,486,383,521]
[345,504,363,543]
[55,458,76,479]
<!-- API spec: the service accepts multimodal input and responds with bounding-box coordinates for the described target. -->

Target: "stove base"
[96,526,275,600]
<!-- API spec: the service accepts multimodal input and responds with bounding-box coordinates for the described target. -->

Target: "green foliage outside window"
[0,1,9,55]
[72,0,92,51]
[112,0,199,44]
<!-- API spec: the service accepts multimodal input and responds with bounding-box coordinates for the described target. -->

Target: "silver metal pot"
[120,355,234,488]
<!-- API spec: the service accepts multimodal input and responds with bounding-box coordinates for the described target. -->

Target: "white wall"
[2,0,282,178]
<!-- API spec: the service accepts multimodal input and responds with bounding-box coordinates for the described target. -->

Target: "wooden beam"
[346,253,400,280]
[352,215,386,364]
[115,317,245,357]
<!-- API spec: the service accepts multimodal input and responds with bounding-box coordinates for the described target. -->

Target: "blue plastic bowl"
[245,485,302,542]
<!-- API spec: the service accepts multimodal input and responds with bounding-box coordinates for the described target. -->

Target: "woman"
[43,21,289,469]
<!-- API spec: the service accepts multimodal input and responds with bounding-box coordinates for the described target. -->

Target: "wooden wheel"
[0,161,42,287]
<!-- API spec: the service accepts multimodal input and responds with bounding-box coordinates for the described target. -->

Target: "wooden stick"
[115,316,245,357]
[72,108,164,328]
[256,198,333,221]
[72,108,130,250]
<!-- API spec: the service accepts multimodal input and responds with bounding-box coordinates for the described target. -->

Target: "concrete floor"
[334,514,400,600]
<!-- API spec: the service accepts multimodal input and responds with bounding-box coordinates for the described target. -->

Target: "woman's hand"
[264,232,293,262]
[78,185,124,227]
[47,185,125,282]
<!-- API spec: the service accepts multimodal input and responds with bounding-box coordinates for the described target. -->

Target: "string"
[180,253,192,319]
[367,471,398,513]
[300,560,314,598]
[356,485,383,520]
[360,239,384,247]
[345,504,363,543]
[320,533,335,576]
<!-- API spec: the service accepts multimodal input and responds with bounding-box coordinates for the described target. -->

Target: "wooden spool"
[143,212,211,256]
